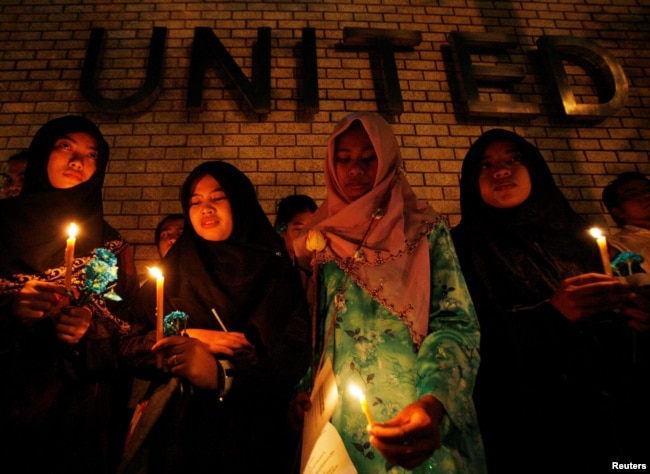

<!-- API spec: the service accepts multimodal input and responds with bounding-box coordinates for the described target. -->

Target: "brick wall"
[1,0,648,277]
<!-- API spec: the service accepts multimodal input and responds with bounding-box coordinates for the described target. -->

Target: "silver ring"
[172,354,178,366]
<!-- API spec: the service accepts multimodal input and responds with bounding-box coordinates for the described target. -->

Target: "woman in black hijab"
[0,115,138,474]
[118,161,311,474]
[451,129,649,473]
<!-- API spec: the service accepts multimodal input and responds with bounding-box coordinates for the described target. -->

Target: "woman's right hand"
[369,395,443,470]
[184,328,255,358]
[550,273,634,323]
[153,335,220,390]
[12,280,68,321]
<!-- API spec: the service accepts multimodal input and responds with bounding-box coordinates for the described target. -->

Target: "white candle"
[589,227,613,276]
[64,223,78,290]
[349,384,374,425]
[148,266,165,368]
[211,307,228,332]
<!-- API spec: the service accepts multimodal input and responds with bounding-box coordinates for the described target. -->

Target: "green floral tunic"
[316,222,486,474]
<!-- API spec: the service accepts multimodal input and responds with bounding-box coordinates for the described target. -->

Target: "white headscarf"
[295,112,439,345]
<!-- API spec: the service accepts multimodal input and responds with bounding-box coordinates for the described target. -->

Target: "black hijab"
[140,160,309,384]
[0,115,115,277]
[451,129,602,309]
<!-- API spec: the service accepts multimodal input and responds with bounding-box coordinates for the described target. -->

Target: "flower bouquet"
[611,251,644,277]
[610,251,650,299]
[68,248,122,306]
[163,310,189,337]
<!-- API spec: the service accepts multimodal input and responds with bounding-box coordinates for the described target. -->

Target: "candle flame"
[350,383,374,425]
[589,227,603,239]
[67,222,78,238]
[349,384,366,402]
[148,266,163,279]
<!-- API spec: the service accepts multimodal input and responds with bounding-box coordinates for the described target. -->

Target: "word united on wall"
[80,27,628,122]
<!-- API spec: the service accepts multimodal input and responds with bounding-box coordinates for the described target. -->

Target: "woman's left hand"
[368,395,443,470]
[183,328,255,358]
[153,335,219,390]
[55,305,92,344]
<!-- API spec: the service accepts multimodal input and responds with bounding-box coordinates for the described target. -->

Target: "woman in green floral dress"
[294,112,486,474]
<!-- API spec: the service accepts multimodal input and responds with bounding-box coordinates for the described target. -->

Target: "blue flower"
[70,248,122,306]
[164,310,189,337]
[610,251,644,276]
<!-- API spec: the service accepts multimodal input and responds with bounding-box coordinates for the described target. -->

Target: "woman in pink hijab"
[294,112,486,473]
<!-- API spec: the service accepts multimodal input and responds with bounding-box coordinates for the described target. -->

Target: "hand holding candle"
[64,223,78,290]
[589,227,613,276]
[350,384,374,425]
[148,266,165,368]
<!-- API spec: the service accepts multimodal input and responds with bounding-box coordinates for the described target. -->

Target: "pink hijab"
[295,112,439,346]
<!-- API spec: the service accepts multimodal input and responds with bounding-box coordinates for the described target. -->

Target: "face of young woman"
[157,217,185,258]
[612,178,650,228]
[47,132,99,189]
[478,139,532,209]
[2,158,26,197]
[334,124,378,202]
[282,209,314,258]
[188,174,234,242]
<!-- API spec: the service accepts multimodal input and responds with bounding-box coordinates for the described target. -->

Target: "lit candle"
[589,227,613,276]
[349,384,374,425]
[64,223,78,290]
[148,266,165,368]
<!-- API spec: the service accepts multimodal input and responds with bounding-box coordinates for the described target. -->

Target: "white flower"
[306,229,326,252]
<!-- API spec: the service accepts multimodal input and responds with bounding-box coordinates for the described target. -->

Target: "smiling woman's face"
[478,139,532,209]
[46,131,99,189]
[188,174,233,241]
